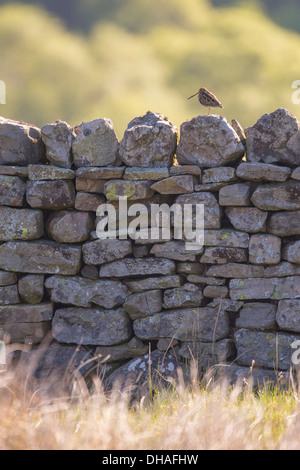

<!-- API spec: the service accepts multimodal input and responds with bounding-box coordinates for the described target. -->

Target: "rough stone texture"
[41,120,75,168]
[45,276,127,309]
[150,175,195,194]
[0,175,26,207]
[28,164,75,181]
[0,284,20,305]
[0,240,82,275]
[0,270,17,287]
[251,180,300,211]
[95,337,148,363]
[46,210,94,243]
[119,111,178,168]
[203,285,228,299]
[187,275,226,286]
[230,276,300,301]
[26,180,75,210]
[225,207,268,233]
[75,192,105,212]
[76,166,125,180]
[204,229,249,248]
[178,339,234,363]
[123,290,163,319]
[52,307,132,346]
[104,179,154,200]
[18,274,44,304]
[72,118,120,168]
[125,275,183,293]
[163,287,203,309]
[177,115,245,167]
[174,192,221,230]
[0,165,28,177]
[124,167,169,181]
[292,167,300,180]
[235,303,277,330]
[200,247,248,264]
[75,178,105,194]
[219,182,252,206]
[245,108,300,166]
[205,263,264,279]
[264,262,300,278]
[236,162,292,182]
[150,241,203,262]
[282,241,300,264]
[169,165,201,177]
[0,117,44,166]
[267,210,300,236]
[276,300,300,332]
[202,167,236,184]
[82,239,132,265]
[99,258,176,278]
[0,207,44,241]
[249,234,281,265]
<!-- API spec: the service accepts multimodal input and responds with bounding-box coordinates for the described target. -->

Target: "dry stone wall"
[0,108,299,391]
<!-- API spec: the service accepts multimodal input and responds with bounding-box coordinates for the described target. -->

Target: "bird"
[187,87,223,114]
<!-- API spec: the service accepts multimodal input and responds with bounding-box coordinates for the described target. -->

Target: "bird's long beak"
[187,92,199,100]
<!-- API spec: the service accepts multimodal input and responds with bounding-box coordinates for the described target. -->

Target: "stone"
[187,275,226,286]
[231,119,246,144]
[0,117,44,166]
[119,111,178,168]
[229,276,300,301]
[249,234,281,265]
[219,183,252,206]
[176,262,204,275]
[176,115,245,167]
[251,180,300,211]
[0,240,82,275]
[178,339,234,363]
[75,178,105,193]
[282,241,300,264]
[150,175,195,194]
[0,284,20,305]
[132,245,151,258]
[0,271,17,287]
[203,285,228,299]
[125,275,183,293]
[28,164,75,180]
[104,179,154,200]
[45,276,127,308]
[195,182,231,192]
[26,180,75,210]
[76,166,125,180]
[264,262,300,278]
[123,290,163,319]
[72,118,119,168]
[200,247,247,264]
[235,303,277,330]
[205,263,264,279]
[292,167,300,180]
[245,108,300,166]
[204,229,249,248]
[0,175,26,207]
[163,287,203,309]
[99,258,176,278]
[95,337,148,364]
[157,338,178,352]
[217,363,289,388]
[0,207,44,241]
[276,300,300,332]
[202,167,236,184]
[225,207,267,233]
[52,307,132,346]
[0,166,28,177]
[124,167,169,181]
[236,162,292,182]
[18,274,44,304]
[174,192,221,230]
[75,192,105,212]
[267,210,300,236]
[169,165,201,176]
[207,299,244,312]
[234,328,300,370]
[41,120,75,168]
[46,210,94,243]
[133,305,229,342]
[82,239,132,265]
[150,241,203,262]
[81,265,99,279]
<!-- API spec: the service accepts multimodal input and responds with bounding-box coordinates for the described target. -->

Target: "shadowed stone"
[219,182,252,206]
[292,167,300,180]
[46,210,94,243]
[41,120,75,168]
[263,262,300,278]
[18,274,44,304]
[95,337,148,363]
[225,207,267,233]
[0,175,26,207]
[251,180,300,211]
[99,258,175,278]
[75,192,105,212]
[124,290,163,319]
[150,240,203,262]
[75,178,105,194]
[268,210,300,236]
[124,275,183,293]
[0,271,17,287]
[276,300,300,332]
[235,303,277,330]
[150,175,195,194]
[163,287,203,309]
[282,240,300,264]
[26,180,75,210]
[76,166,125,180]
[0,284,20,305]
[82,239,132,265]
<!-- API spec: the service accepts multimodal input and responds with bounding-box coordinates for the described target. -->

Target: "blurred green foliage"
[0,0,299,138]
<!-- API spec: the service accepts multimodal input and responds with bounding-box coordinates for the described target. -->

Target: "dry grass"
[1,348,300,450]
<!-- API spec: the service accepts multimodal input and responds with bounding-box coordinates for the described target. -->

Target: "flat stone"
[0,175,26,207]
[123,290,163,319]
[0,117,44,166]
[176,262,204,275]
[81,265,99,280]
[76,166,125,180]
[157,338,178,352]
[0,240,82,275]
[234,328,300,370]
[82,239,132,265]
[205,263,264,279]
[219,182,252,206]
[202,167,236,184]
[174,192,221,230]
[291,167,300,180]
[282,240,300,264]
[124,167,169,181]
[75,178,105,194]
[45,210,94,243]
[229,276,300,301]
[169,165,201,176]
[28,164,75,180]
[150,240,203,262]
[187,275,226,286]
[99,258,176,278]
[251,180,300,211]
[41,120,75,168]
[133,305,229,342]
[267,210,300,236]
[203,285,228,299]
[249,234,281,265]
[95,337,148,363]
[104,179,154,200]
[0,166,28,177]
[18,274,44,304]
[0,271,18,287]
[195,182,229,191]
[125,275,183,293]
[26,180,75,210]
[200,247,247,264]
[264,262,300,278]
[207,299,244,312]
[276,300,300,332]
[52,307,132,346]
[235,303,277,330]
[119,111,178,168]
[45,276,127,309]
[177,115,245,167]
[236,162,292,182]
[72,118,120,168]
[0,284,20,305]
[150,175,195,194]
[0,207,44,241]
[245,108,300,166]
[225,207,267,233]
[75,192,105,212]
[204,229,249,248]
[163,287,203,309]
[178,339,234,363]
